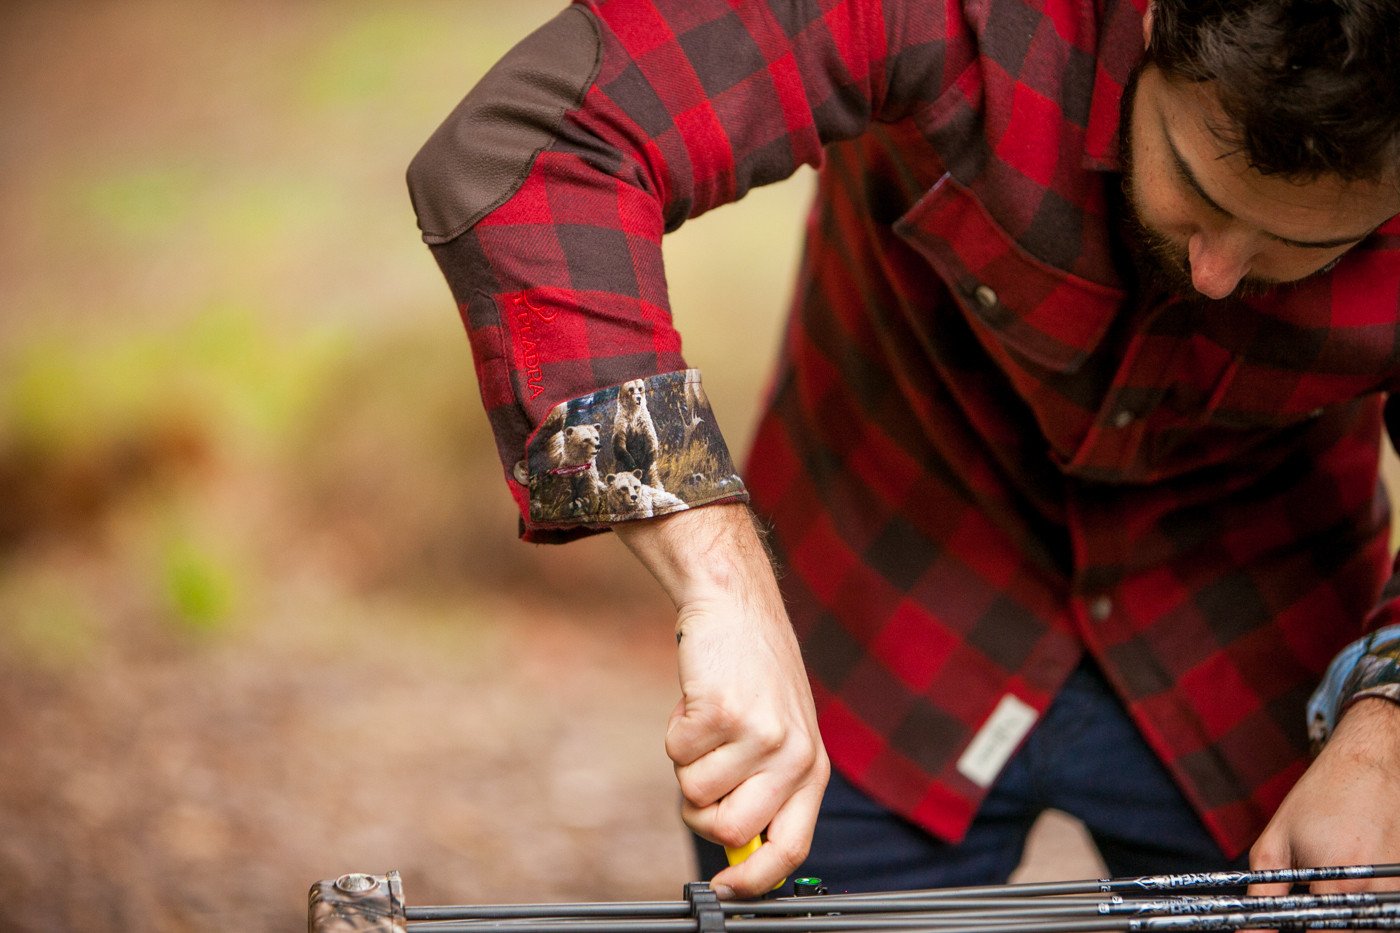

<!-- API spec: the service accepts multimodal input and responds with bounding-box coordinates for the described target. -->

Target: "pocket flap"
[893,174,1125,373]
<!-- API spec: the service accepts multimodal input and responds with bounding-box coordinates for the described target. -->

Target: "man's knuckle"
[1248,837,1287,866]
[694,702,737,736]
[682,779,721,808]
[679,808,707,836]
[750,719,786,753]
[774,744,824,784]
[775,840,809,872]
[676,768,715,804]
[680,786,708,808]
[712,816,752,848]
[793,741,825,775]
[664,734,686,762]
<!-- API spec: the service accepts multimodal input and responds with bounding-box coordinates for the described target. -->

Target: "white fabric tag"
[956,693,1039,787]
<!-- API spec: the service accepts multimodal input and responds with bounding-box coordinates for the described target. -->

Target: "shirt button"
[1112,409,1135,428]
[972,284,998,310]
[1088,595,1113,621]
[512,459,529,484]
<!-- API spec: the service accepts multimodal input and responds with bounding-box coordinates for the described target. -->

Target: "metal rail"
[307,862,1400,933]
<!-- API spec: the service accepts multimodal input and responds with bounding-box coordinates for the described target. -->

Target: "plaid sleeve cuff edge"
[1308,624,1400,751]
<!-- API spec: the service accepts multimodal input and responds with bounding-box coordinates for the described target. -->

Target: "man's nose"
[1187,232,1251,300]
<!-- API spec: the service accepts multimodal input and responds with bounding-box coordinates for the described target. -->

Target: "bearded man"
[407,0,1400,899]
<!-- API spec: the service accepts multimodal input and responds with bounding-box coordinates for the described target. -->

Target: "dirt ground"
[0,539,1104,932]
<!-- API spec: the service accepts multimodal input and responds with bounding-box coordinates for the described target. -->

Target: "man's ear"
[1142,2,1154,49]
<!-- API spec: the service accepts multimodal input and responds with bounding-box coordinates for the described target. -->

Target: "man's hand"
[1247,697,1400,900]
[614,503,830,899]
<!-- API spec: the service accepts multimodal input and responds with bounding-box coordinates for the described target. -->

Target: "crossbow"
[308,862,1400,932]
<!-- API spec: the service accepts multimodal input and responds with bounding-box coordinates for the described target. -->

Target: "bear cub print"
[526,371,744,524]
[612,379,663,490]
[546,422,605,514]
[604,469,689,519]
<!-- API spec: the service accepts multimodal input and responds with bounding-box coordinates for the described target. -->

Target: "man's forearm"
[613,503,781,621]
[613,502,829,898]
[1330,694,1400,759]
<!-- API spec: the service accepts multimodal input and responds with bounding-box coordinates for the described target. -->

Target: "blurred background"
[0,1,1201,929]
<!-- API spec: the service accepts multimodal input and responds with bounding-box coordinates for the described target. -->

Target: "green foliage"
[0,311,342,641]
[1,308,350,457]
[161,535,236,634]
[295,3,562,115]
[299,7,439,108]
[75,163,206,243]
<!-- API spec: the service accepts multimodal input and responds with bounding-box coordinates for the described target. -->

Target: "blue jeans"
[693,659,1250,892]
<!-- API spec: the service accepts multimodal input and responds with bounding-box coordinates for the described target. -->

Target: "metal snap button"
[972,284,998,310]
[1089,595,1113,621]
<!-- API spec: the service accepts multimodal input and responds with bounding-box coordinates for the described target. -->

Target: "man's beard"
[1116,65,1278,301]
[1117,185,1201,298]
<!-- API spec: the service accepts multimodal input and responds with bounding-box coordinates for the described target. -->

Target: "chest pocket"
[892,173,1128,464]
[890,174,1391,483]
[892,174,1125,374]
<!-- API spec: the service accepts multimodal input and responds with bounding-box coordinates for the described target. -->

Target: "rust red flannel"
[408,0,1400,857]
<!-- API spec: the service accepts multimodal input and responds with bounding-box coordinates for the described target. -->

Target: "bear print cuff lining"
[519,370,748,528]
[1306,624,1400,752]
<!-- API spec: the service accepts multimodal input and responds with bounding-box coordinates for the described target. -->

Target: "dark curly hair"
[1146,0,1400,182]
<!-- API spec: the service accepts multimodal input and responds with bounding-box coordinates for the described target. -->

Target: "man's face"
[1121,63,1400,300]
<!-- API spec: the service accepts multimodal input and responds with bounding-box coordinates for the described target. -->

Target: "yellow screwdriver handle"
[724,835,764,866]
[724,834,787,891]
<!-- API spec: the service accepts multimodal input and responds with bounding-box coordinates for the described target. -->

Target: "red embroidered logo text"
[510,291,555,399]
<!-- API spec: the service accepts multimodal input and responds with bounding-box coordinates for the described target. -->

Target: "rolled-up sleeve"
[406,0,958,539]
[1307,624,1400,749]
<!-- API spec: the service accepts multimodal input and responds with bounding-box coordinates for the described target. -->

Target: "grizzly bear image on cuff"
[521,369,748,527]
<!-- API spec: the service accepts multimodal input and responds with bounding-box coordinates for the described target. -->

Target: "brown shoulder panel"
[406,5,602,245]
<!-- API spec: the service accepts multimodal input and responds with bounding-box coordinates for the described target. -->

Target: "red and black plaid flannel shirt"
[408,0,1400,856]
